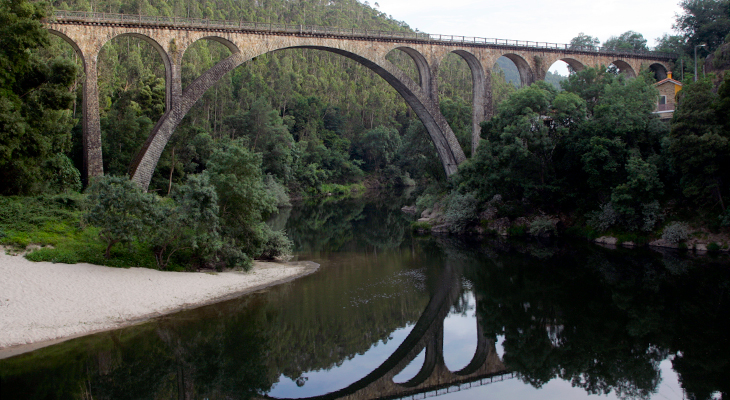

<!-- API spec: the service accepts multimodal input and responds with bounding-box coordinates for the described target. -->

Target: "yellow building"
[653,72,683,120]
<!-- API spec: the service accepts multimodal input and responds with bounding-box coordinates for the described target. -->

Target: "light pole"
[694,44,706,81]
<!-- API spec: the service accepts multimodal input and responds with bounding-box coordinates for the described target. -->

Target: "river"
[1,191,728,399]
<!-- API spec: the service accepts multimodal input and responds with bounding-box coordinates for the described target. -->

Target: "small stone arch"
[611,60,636,77]
[47,29,85,66]
[501,53,534,87]
[191,35,241,55]
[107,32,174,111]
[560,57,585,72]
[448,49,487,153]
[390,46,433,97]
[649,62,669,80]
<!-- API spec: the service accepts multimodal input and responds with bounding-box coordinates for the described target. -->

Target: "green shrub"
[445,192,478,234]
[264,174,291,207]
[84,176,159,259]
[662,222,690,245]
[587,203,619,232]
[529,217,557,237]
[259,228,293,260]
[26,248,80,264]
[415,193,437,214]
[707,242,721,252]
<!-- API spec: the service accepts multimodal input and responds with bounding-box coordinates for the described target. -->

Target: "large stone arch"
[560,57,586,72]
[130,38,466,189]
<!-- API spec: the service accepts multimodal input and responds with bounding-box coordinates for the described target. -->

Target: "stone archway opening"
[491,57,521,108]
[97,34,170,177]
[545,58,583,90]
[393,348,426,384]
[443,291,479,372]
[438,52,474,156]
[385,48,423,89]
[649,63,669,81]
[43,33,88,176]
[181,37,236,89]
[607,60,636,77]
[180,38,236,138]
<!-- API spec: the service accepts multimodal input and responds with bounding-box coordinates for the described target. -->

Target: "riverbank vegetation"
[410,1,730,248]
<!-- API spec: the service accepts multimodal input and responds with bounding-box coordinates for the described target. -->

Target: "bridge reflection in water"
[262,263,511,400]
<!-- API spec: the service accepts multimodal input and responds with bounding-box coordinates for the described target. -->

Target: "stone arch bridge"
[46,11,676,189]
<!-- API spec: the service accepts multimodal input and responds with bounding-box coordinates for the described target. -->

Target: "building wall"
[655,81,680,119]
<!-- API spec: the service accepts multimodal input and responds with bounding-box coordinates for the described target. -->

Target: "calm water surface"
[1,192,728,399]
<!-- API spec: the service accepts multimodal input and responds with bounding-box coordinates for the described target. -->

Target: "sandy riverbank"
[0,251,318,357]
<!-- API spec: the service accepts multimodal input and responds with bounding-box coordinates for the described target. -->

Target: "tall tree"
[570,33,601,50]
[674,0,730,52]
[603,31,650,51]
[0,0,79,194]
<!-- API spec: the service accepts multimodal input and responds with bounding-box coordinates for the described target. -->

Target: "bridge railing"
[50,10,677,59]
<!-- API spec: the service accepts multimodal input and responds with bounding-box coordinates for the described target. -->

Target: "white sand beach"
[0,251,317,356]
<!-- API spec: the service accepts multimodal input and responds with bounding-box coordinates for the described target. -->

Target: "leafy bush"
[84,176,159,258]
[445,192,478,234]
[150,174,221,270]
[588,203,619,232]
[415,194,437,214]
[662,222,690,245]
[529,217,557,237]
[264,174,291,207]
[707,242,721,252]
[47,154,82,194]
[259,227,293,260]
[641,201,663,232]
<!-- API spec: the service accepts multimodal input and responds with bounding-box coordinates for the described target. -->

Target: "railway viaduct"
[45,11,677,189]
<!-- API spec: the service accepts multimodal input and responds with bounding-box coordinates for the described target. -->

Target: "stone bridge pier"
[45,13,675,189]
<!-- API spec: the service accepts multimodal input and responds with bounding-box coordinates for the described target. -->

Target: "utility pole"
[694,44,706,81]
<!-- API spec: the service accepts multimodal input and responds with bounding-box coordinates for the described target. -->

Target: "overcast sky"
[373,0,684,74]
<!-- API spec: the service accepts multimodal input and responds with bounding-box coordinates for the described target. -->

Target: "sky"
[372,0,684,74]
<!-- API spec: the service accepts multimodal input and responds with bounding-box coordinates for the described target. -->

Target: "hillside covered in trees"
[15,0,529,196]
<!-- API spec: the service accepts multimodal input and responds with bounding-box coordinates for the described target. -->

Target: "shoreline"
[0,252,318,359]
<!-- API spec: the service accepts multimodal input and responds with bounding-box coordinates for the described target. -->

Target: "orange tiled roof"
[654,78,683,87]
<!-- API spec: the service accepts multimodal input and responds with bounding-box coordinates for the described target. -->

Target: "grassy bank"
[0,195,161,269]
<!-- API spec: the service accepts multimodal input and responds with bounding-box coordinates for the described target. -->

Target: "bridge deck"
[49,10,676,60]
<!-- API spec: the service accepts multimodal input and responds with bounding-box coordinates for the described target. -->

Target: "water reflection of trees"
[0,241,434,399]
[282,189,416,254]
[0,296,273,399]
[440,238,730,400]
